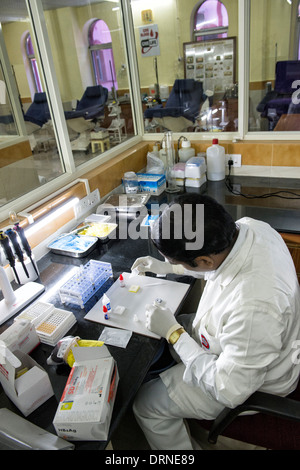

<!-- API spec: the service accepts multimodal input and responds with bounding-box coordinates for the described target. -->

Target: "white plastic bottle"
[159,141,167,168]
[178,140,195,162]
[206,139,225,181]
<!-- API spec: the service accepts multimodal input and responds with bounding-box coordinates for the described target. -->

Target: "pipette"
[13,223,39,277]
[5,228,29,278]
[0,231,21,284]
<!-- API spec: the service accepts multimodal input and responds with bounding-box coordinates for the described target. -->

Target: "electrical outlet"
[226,154,242,167]
[74,189,100,219]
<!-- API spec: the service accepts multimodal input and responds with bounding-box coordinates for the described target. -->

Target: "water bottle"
[206,139,225,181]
[123,171,139,193]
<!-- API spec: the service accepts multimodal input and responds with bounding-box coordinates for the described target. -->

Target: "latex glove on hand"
[145,304,181,339]
[131,256,185,276]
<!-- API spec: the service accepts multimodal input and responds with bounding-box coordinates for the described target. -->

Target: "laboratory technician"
[132,194,300,450]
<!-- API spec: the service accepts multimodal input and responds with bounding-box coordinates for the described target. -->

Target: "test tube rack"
[59,260,113,309]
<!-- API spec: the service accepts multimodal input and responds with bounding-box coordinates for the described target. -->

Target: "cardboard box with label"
[0,342,54,416]
[0,319,40,354]
[53,345,119,441]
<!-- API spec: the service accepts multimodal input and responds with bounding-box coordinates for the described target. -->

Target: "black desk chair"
[257,60,300,130]
[193,384,300,450]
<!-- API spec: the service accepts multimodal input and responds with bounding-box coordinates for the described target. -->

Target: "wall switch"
[226,154,242,167]
[74,189,100,219]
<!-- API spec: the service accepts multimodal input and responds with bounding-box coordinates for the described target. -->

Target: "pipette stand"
[0,266,44,325]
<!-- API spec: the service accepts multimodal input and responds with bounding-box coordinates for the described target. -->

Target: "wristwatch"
[168,327,185,345]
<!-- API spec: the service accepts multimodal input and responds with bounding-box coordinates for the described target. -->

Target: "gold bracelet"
[168,327,185,345]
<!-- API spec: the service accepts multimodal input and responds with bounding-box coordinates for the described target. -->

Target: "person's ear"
[193,256,215,269]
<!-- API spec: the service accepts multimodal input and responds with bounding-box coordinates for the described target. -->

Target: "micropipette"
[13,223,39,277]
[5,228,29,278]
[0,231,21,284]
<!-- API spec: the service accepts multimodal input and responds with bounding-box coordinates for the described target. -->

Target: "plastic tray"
[15,302,77,346]
[74,222,117,242]
[15,301,54,326]
[47,233,98,258]
[35,308,77,346]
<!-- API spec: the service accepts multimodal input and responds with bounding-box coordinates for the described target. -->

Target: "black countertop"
[0,175,299,450]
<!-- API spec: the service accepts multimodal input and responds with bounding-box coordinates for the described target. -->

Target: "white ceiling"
[0,0,117,23]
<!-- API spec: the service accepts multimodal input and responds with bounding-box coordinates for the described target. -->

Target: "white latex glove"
[145,304,181,339]
[131,256,185,275]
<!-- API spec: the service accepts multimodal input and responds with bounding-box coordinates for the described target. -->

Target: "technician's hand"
[131,256,184,275]
[145,304,180,339]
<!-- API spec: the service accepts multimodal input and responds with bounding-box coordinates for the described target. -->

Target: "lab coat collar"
[204,222,253,286]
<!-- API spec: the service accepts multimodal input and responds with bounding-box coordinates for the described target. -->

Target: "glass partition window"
[131,0,239,135]
[42,0,134,167]
[249,0,300,132]
[0,63,18,136]
[0,1,65,209]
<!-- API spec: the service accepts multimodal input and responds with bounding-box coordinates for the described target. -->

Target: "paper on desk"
[99,327,132,348]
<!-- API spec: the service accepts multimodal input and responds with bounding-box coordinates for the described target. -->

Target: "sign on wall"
[139,24,160,58]
[184,37,236,93]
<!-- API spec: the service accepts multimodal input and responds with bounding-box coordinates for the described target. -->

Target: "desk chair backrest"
[76,85,108,111]
[24,92,50,126]
[274,61,300,95]
[166,79,204,119]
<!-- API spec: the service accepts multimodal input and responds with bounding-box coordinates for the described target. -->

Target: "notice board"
[183,37,236,93]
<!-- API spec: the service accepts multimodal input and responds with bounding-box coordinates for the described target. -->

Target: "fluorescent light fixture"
[24,197,79,238]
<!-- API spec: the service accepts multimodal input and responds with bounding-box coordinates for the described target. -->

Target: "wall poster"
[139,24,160,58]
[183,37,236,93]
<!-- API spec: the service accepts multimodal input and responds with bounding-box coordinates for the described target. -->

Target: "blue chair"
[65,85,108,121]
[24,92,50,127]
[144,79,205,132]
[257,61,300,130]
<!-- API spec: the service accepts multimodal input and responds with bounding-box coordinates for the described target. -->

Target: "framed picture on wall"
[183,37,236,94]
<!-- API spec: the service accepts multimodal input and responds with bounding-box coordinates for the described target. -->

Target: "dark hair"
[151,194,237,266]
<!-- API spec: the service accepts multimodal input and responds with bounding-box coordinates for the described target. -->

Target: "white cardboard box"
[0,344,54,416]
[0,319,40,354]
[53,345,119,441]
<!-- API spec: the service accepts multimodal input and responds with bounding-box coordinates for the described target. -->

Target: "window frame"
[88,19,118,92]
[193,0,229,41]
[0,0,299,223]
[25,32,43,94]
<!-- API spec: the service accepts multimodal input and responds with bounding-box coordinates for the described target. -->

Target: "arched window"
[194,0,228,41]
[25,33,43,93]
[88,19,118,92]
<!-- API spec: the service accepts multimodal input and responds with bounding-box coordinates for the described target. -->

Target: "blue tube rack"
[59,260,113,309]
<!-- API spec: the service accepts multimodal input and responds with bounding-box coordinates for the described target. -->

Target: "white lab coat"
[161,217,300,411]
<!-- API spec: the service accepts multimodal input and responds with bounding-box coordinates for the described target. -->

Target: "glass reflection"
[42,0,135,167]
[131,0,239,135]
[249,0,300,132]
[0,64,18,136]
[0,0,65,208]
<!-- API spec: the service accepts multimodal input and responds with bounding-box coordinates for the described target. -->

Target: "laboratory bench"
[0,175,299,450]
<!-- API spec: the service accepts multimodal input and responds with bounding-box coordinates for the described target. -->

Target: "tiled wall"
[2,139,299,252]
[189,141,300,168]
